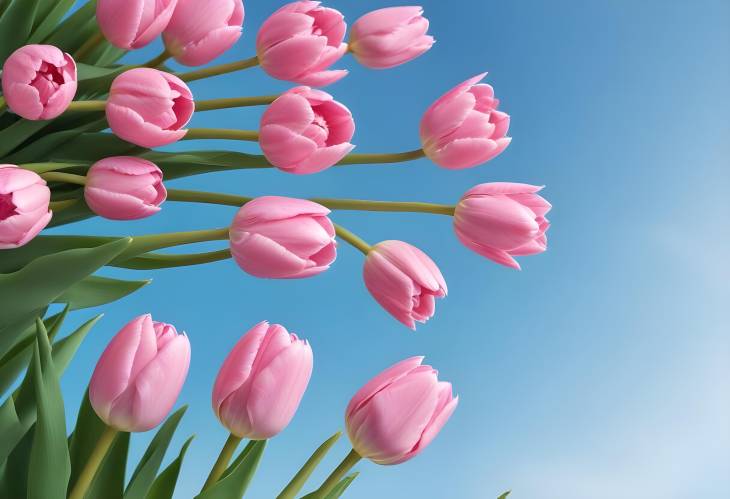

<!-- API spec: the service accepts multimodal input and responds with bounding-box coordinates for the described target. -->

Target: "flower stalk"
[202,433,243,492]
[310,449,362,498]
[68,425,118,499]
[184,128,260,142]
[178,55,260,82]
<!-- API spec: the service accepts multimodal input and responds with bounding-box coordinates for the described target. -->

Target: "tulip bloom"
[106,68,194,148]
[212,321,313,439]
[454,182,551,269]
[257,1,348,86]
[229,196,337,278]
[346,356,458,465]
[420,73,511,169]
[1,44,77,120]
[85,157,167,220]
[349,7,434,69]
[363,240,447,330]
[259,87,355,174]
[97,0,178,50]
[0,165,52,249]
[163,0,244,66]
[89,315,190,432]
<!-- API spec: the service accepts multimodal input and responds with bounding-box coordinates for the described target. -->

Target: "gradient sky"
[50,1,730,498]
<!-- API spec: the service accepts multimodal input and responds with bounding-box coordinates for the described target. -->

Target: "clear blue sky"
[52,1,729,497]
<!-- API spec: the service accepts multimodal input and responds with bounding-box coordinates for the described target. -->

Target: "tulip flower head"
[229,196,337,278]
[0,165,52,249]
[2,44,77,120]
[349,6,434,69]
[346,356,458,465]
[213,321,313,439]
[163,0,244,66]
[106,68,194,148]
[420,73,511,169]
[259,86,355,174]
[85,157,167,220]
[97,0,178,50]
[454,182,551,269]
[89,314,190,432]
[363,240,447,330]
[257,1,348,86]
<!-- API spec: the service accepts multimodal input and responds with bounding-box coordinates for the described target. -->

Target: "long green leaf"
[196,440,267,499]
[497,491,511,499]
[0,119,50,158]
[146,436,195,499]
[323,472,359,499]
[86,432,131,499]
[277,432,342,499]
[43,0,96,52]
[28,0,75,43]
[0,0,41,63]
[0,421,35,496]
[55,275,151,310]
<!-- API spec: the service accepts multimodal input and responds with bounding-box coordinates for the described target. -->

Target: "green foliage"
[278,431,343,499]
[146,436,195,499]
[196,440,267,499]
[0,0,41,63]
[55,275,151,310]
[323,472,359,499]
[497,491,511,499]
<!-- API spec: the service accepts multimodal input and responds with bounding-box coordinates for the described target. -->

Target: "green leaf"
[323,472,359,499]
[43,0,96,53]
[86,432,131,499]
[0,421,35,496]
[497,491,511,499]
[278,432,342,499]
[143,150,272,178]
[55,275,151,310]
[123,406,188,499]
[0,0,41,63]
[27,318,71,499]
[4,118,105,164]
[28,0,75,43]
[196,440,267,499]
[146,436,195,499]
[0,119,50,158]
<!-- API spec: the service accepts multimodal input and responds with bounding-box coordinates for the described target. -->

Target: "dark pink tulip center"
[31,62,65,105]
[0,193,17,220]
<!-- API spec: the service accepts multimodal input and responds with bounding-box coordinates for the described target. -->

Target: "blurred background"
[53,0,730,497]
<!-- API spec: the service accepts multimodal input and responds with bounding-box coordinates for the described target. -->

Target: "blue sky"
[52,1,730,497]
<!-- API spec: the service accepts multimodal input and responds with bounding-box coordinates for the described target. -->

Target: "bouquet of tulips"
[0,0,551,497]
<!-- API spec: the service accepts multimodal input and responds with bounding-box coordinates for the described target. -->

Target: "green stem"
[142,49,172,68]
[113,249,232,270]
[114,227,230,263]
[311,449,362,498]
[41,172,87,185]
[334,224,372,255]
[21,162,87,173]
[178,55,260,82]
[167,189,251,206]
[277,432,342,499]
[202,434,243,492]
[0,96,6,113]
[337,149,426,165]
[65,100,107,113]
[196,95,279,111]
[68,425,118,499]
[184,128,260,142]
[49,199,80,212]
[74,31,105,61]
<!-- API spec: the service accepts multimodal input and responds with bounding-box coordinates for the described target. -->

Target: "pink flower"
[229,196,337,279]
[454,182,551,270]
[89,314,190,432]
[259,87,355,174]
[420,73,511,169]
[163,0,244,66]
[212,321,313,439]
[349,6,434,69]
[363,240,447,330]
[97,0,178,50]
[106,68,194,148]
[0,165,51,249]
[257,1,348,86]
[1,44,77,120]
[85,157,167,220]
[346,356,458,465]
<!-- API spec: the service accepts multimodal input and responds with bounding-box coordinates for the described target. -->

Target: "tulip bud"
[212,321,313,439]
[259,87,355,174]
[1,44,77,120]
[229,196,337,278]
[346,356,458,465]
[257,1,348,86]
[89,314,190,432]
[85,157,167,220]
[106,68,194,148]
[349,7,434,69]
[454,182,551,269]
[420,73,511,169]
[163,0,244,66]
[97,0,178,50]
[0,165,52,249]
[363,240,447,330]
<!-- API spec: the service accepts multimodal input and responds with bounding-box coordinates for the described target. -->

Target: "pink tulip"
[257,1,348,86]
[259,87,355,174]
[212,321,313,439]
[163,0,244,66]
[0,165,52,249]
[454,182,551,270]
[85,157,167,220]
[363,240,447,330]
[229,196,337,278]
[97,0,178,50]
[349,6,434,69]
[2,44,77,120]
[420,73,511,169]
[346,356,458,465]
[89,314,190,432]
[106,68,194,148]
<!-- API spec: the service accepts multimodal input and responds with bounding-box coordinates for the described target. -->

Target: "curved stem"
[142,49,171,68]
[74,31,105,61]
[178,55,260,82]
[334,224,371,255]
[202,434,243,492]
[338,149,426,165]
[113,227,230,263]
[68,425,118,499]
[167,189,251,206]
[311,449,362,498]
[113,249,232,270]
[41,172,87,185]
[65,100,107,113]
[184,128,260,142]
[196,95,279,111]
